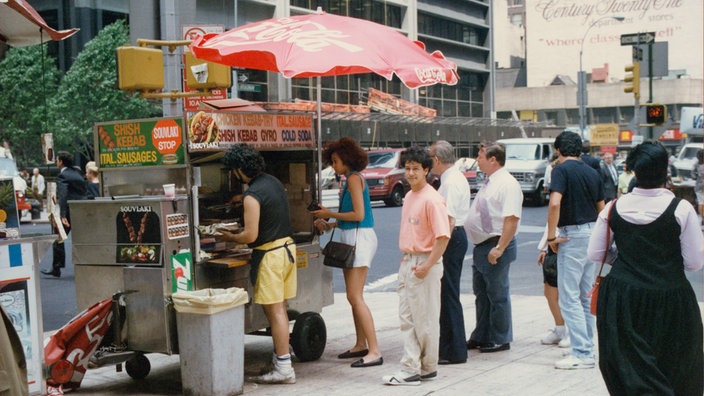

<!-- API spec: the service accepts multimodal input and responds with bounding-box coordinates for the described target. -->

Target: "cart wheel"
[291,312,326,362]
[125,353,151,380]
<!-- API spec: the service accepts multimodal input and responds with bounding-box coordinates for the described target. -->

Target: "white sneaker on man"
[252,366,296,384]
[558,337,571,348]
[554,355,595,370]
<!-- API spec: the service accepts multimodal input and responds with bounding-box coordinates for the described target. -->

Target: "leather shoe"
[479,343,510,353]
[350,357,383,368]
[41,269,61,278]
[466,339,489,350]
[337,349,368,359]
[438,358,466,365]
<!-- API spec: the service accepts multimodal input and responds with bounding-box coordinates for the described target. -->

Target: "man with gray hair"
[429,140,471,364]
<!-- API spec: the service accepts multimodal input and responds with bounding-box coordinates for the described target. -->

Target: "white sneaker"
[252,366,296,384]
[558,337,571,348]
[382,371,421,386]
[555,355,595,370]
[541,328,561,345]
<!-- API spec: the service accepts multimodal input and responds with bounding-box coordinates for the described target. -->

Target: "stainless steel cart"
[70,115,333,380]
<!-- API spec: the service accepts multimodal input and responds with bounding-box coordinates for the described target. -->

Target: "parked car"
[0,158,41,221]
[360,149,438,207]
[455,157,478,193]
[671,142,703,181]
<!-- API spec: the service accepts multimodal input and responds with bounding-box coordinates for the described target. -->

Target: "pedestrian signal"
[184,52,231,90]
[117,46,164,90]
[645,104,667,125]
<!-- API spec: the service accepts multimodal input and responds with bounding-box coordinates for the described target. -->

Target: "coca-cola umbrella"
[189,8,459,198]
[0,0,79,47]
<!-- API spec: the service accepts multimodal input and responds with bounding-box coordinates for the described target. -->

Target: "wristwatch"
[494,244,503,252]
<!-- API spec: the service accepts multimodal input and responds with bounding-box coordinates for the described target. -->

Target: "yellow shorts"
[253,237,297,305]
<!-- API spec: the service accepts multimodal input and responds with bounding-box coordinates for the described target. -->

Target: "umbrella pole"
[317,76,322,203]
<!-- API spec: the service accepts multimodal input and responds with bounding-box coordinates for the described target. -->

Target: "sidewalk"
[72,293,623,396]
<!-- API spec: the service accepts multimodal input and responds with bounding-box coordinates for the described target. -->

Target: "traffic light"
[645,104,667,125]
[624,62,640,99]
[184,52,232,90]
[116,46,164,90]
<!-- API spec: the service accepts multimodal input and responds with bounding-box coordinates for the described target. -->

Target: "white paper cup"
[163,184,176,198]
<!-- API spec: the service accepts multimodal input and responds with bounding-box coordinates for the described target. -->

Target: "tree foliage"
[49,20,160,160]
[0,45,60,165]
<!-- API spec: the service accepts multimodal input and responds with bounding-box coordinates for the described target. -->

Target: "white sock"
[275,353,292,371]
[555,325,567,337]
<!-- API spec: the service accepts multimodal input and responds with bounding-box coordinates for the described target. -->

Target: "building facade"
[493,0,703,146]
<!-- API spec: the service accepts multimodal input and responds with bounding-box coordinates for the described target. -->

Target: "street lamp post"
[578,15,625,138]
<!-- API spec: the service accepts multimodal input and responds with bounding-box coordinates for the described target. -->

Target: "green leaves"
[0,20,161,166]
[49,20,160,160]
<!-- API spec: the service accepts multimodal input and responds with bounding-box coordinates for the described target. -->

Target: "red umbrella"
[190,11,458,88]
[190,9,458,197]
[0,0,79,47]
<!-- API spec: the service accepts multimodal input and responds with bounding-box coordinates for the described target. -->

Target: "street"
[30,203,703,332]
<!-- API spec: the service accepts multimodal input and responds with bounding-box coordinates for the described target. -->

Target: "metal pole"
[317,76,322,203]
[648,42,654,140]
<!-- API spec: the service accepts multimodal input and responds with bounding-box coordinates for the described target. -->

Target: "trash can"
[173,287,249,396]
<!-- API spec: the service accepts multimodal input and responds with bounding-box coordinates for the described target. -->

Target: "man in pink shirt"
[383,146,450,386]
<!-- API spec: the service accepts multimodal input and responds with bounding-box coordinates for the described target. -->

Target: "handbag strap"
[596,199,616,277]
[330,174,360,246]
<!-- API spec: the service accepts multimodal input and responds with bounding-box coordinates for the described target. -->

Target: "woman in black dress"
[587,141,703,395]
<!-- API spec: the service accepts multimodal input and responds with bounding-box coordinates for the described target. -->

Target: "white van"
[496,138,555,206]
[672,142,703,180]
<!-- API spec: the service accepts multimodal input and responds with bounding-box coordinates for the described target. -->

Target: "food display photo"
[115,210,161,264]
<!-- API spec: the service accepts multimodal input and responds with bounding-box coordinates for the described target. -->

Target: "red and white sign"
[659,128,682,140]
[182,25,227,112]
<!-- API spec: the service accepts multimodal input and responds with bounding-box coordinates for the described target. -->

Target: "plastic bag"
[172,287,248,315]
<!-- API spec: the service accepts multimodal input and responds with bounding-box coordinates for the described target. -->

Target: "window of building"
[290,0,402,28]
[418,13,485,45]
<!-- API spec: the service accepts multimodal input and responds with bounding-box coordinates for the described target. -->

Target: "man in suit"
[42,151,88,278]
[599,153,618,202]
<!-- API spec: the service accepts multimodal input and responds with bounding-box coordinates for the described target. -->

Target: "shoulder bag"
[587,199,615,315]
[322,225,358,269]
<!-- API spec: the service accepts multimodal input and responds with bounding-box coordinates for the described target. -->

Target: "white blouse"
[587,188,704,272]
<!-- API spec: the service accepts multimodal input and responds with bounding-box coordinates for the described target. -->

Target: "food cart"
[69,113,333,379]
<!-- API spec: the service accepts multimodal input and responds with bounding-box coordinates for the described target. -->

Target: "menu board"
[96,117,185,168]
[187,111,314,151]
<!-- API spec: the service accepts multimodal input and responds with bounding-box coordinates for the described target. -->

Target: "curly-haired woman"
[311,137,382,368]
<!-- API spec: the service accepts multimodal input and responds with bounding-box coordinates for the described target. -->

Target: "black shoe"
[466,339,489,350]
[350,357,383,368]
[438,358,466,365]
[337,349,368,359]
[41,269,61,278]
[479,343,510,353]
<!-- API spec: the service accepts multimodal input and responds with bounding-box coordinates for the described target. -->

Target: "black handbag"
[322,184,358,269]
[322,237,356,269]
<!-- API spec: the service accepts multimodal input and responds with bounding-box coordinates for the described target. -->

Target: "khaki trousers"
[398,252,443,376]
